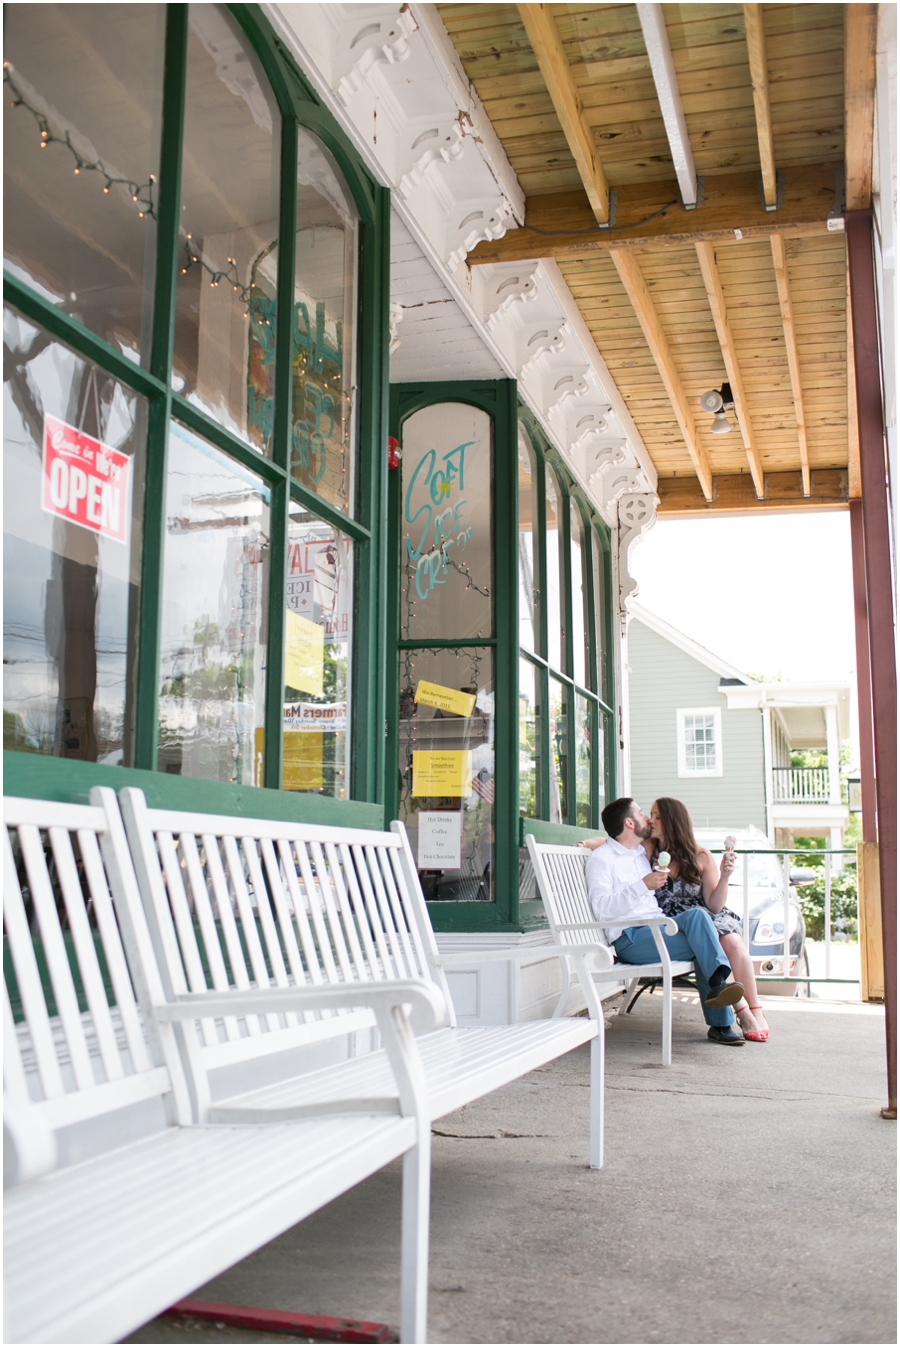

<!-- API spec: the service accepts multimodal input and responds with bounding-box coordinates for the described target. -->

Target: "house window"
[677,708,723,777]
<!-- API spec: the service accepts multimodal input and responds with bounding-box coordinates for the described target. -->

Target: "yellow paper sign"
[253,727,324,791]
[283,730,323,791]
[412,749,472,797]
[285,609,324,695]
[414,680,476,718]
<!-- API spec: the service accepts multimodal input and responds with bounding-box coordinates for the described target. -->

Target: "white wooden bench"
[115,787,607,1162]
[525,837,694,1066]
[4,788,612,1344]
[3,793,440,1345]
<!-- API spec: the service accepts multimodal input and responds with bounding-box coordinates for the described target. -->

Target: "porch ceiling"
[436,2,876,515]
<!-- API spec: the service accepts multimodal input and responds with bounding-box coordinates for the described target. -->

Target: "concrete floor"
[125,992,895,1345]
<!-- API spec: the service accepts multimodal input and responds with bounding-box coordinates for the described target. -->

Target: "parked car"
[694,827,810,997]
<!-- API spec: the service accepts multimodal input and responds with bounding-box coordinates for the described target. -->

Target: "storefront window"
[519,657,539,818]
[517,428,539,654]
[157,423,269,783]
[397,647,495,903]
[4,5,166,365]
[282,502,352,796]
[549,676,568,825]
[3,308,145,763]
[593,529,611,705]
[290,129,358,514]
[400,403,493,642]
[575,693,591,827]
[173,5,280,454]
[545,466,562,671]
[570,499,587,689]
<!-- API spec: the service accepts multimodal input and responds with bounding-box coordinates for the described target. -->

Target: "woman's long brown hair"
[652,797,703,886]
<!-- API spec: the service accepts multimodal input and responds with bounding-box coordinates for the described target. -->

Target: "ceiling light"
[710,409,733,434]
[700,383,735,434]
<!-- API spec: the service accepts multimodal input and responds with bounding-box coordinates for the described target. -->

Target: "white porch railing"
[771,766,830,802]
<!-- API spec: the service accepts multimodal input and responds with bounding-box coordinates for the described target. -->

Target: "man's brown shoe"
[704,981,745,1009]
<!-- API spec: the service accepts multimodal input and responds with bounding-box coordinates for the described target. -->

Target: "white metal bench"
[525,837,694,1066]
[116,787,607,1161]
[3,792,440,1345]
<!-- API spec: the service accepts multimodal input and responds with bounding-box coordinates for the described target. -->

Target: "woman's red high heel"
[741,1005,769,1042]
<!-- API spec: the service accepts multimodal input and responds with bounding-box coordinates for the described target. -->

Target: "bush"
[797,865,858,942]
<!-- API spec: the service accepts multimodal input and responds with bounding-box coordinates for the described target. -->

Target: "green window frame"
[517,407,616,842]
[3,4,391,820]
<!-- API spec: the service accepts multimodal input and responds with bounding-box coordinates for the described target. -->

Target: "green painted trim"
[289,481,371,544]
[3,274,163,401]
[262,113,298,792]
[227,4,296,118]
[520,817,598,845]
[170,396,286,484]
[3,752,384,828]
[134,6,188,770]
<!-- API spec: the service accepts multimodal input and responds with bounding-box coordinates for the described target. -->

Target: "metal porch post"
[849,500,877,843]
[845,209,897,1119]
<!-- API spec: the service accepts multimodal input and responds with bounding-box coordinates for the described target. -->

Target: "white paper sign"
[417,811,462,869]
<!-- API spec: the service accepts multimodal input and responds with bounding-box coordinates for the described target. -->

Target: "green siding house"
[627,606,767,832]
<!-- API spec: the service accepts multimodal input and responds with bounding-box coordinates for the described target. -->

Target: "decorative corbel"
[616,491,657,624]
[334,7,417,103]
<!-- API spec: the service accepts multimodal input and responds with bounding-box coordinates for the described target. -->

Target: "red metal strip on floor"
[164,1298,390,1343]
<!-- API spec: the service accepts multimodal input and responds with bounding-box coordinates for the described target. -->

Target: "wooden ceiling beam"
[694,240,765,498]
[609,249,714,501]
[845,3,878,211]
[656,470,849,517]
[636,4,698,208]
[743,4,777,210]
[468,164,840,263]
[770,233,811,496]
[515,4,610,224]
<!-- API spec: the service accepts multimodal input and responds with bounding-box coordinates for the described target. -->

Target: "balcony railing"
[771,766,830,803]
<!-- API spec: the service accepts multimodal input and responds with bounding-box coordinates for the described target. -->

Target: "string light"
[182,241,253,303]
[4,65,157,219]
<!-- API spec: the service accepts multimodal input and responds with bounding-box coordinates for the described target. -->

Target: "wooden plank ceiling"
[437,2,873,514]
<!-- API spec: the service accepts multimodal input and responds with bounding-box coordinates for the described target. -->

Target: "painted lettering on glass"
[404,441,474,600]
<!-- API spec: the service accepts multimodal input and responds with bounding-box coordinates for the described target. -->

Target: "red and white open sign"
[41,415,131,545]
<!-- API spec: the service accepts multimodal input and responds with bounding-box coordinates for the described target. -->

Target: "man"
[586,797,745,1046]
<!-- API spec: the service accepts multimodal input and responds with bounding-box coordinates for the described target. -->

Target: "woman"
[584,799,769,1042]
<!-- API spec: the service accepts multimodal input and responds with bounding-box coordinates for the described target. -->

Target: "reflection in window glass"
[517,427,539,654]
[545,467,562,671]
[400,403,493,642]
[519,657,539,818]
[597,712,609,815]
[283,502,352,796]
[397,647,495,903]
[4,4,165,363]
[3,308,145,763]
[575,693,591,827]
[291,129,358,514]
[549,677,568,825]
[157,423,269,783]
[593,529,611,703]
[173,5,280,454]
[570,500,587,689]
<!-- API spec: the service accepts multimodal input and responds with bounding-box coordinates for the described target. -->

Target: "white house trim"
[629,605,751,683]
[676,707,724,778]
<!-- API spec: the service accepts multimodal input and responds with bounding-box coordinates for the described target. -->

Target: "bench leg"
[661,965,673,1067]
[589,1021,605,1170]
[620,977,642,1014]
[399,1136,430,1344]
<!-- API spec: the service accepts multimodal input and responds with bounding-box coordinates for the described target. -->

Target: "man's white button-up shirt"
[585,836,660,942]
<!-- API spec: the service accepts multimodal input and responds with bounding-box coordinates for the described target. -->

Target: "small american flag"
[471,770,495,803]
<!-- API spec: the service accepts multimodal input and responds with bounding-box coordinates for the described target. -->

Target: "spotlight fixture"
[700,382,734,434]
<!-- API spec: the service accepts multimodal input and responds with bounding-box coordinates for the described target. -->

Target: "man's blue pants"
[614,906,735,1027]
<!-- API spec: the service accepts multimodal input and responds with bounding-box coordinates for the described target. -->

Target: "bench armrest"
[435,942,614,972]
[558,915,678,937]
[154,979,446,1035]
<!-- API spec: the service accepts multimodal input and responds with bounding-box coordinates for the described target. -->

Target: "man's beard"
[634,819,653,841]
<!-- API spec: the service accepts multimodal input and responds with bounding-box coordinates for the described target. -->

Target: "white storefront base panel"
[435,932,627,1026]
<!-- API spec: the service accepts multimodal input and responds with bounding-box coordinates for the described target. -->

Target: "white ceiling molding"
[265,1,657,525]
